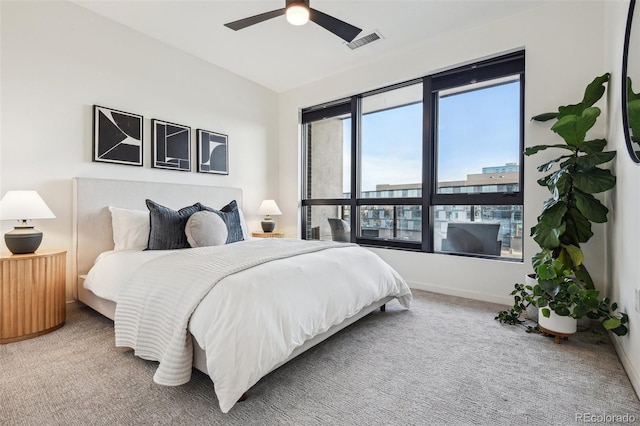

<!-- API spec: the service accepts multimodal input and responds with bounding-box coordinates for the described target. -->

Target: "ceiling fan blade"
[309,7,362,42]
[224,8,286,31]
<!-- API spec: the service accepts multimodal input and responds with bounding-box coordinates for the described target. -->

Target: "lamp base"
[261,220,276,233]
[4,226,43,254]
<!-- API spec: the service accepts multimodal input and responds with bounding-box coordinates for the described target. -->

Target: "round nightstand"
[0,250,66,344]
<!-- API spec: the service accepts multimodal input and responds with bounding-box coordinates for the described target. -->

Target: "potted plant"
[497,256,628,339]
[496,73,629,338]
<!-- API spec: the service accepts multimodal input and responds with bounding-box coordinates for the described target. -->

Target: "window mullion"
[423,76,434,253]
[350,96,361,241]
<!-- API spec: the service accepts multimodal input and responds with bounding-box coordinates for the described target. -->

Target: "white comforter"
[85,239,412,413]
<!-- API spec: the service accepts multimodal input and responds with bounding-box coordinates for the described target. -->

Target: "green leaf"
[555,306,571,316]
[531,250,551,269]
[541,307,551,318]
[531,221,565,249]
[555,171,571,195]
[574,264,595,289]
[573,167,616,194]
[544,168,571,195]
[538,155,573,173]
[581,73,610,108]
[575,151,616,168]
[563,244,584,267]
[573,305,588,318]
[531,112,558,122]
[602,317,621,330]
[565,207,594,243]
[574,191,609,223]
[611,325,629,336]
[558,103,585,118]
[579,139,608,154]
[585,296,600,309]
[567,283,580,294]
[551,107,600,146]
[524,144,573,156]
[538,200,567,227]
[536,263,557,281]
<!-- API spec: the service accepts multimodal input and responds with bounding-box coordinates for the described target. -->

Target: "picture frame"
[197,129,229,175]
[152,119,191,172]
[93,105,143,166]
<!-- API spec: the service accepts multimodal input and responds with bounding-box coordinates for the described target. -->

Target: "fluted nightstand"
[252,232,285,238]
[0,250,66,344]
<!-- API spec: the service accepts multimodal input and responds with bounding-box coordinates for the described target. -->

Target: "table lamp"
[0,190,56,254]
[258,199,281,232]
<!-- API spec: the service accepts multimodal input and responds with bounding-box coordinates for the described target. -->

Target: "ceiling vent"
[345,30,383,50]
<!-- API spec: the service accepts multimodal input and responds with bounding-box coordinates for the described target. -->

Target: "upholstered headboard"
[72,177,243,279]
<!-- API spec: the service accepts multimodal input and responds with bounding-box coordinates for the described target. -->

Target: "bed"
[73,177,412,413]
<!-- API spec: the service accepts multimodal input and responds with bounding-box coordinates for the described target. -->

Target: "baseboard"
[66,300,83,310]
[610,337,640,400]
[407,280,513,306]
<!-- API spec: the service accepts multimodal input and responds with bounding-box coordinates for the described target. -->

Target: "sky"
[342,80,521,193]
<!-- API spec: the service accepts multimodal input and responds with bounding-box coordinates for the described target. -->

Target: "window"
[302,51,524,260]
[301,101,352,241]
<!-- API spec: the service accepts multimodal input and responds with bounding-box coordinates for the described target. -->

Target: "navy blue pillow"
[200,200,244,244]
[146,199,201,250]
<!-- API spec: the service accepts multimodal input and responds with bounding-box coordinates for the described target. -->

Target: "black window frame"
[301,51,525,260]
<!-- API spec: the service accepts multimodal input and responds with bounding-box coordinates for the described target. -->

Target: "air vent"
[346,30,383,50]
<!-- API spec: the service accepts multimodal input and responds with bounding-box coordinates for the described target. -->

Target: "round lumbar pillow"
[185,211,228,247]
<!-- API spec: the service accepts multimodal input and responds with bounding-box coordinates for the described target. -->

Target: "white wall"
[278,1,607,305]
[605,0,640,398]
[0,1,279,301]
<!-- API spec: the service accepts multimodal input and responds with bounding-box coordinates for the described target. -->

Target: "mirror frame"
[622,0,640,163]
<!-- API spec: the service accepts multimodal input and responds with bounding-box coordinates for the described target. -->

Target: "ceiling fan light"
[286,4,309,26]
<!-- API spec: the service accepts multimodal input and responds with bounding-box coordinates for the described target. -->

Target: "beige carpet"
[1,289,639,425]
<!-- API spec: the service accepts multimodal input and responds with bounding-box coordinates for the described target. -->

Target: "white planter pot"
[538,307,577,335]
[524,273,590,331]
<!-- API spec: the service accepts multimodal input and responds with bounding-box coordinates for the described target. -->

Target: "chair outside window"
[441,222,501,256]
[328,218,351,242]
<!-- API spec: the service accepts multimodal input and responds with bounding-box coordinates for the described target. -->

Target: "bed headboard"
[73,177,243,278]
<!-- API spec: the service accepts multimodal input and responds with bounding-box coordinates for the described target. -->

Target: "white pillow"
[109,206,150,251]
[185,211,228,247]
[238,207,250,239]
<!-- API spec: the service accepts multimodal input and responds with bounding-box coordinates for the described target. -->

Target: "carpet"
[1,290,638,425]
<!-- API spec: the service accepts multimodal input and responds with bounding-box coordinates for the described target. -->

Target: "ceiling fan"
[224,0,362,43]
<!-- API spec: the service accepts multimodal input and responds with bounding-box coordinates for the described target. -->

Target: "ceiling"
[73,1,546,93]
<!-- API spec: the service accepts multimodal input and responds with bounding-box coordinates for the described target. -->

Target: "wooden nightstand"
[252,232,285,238]
[0,250,66,344]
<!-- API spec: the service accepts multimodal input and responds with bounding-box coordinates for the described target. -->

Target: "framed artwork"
[197,129,229,175]
[152,119,191,171]
[93,105,143,166]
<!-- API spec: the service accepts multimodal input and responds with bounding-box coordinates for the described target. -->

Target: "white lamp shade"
[286,4,309,26]
[0,191,56,221]
[258,200,282,216]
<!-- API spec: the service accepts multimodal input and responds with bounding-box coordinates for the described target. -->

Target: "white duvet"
[84,239,412,413]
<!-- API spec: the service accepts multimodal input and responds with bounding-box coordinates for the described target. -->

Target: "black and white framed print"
[93,105,143,166]
[152,119,191,171]
[197,129,229,175]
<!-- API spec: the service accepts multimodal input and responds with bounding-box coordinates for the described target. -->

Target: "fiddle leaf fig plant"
[496,73,629,337]
[526,73,616,289]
